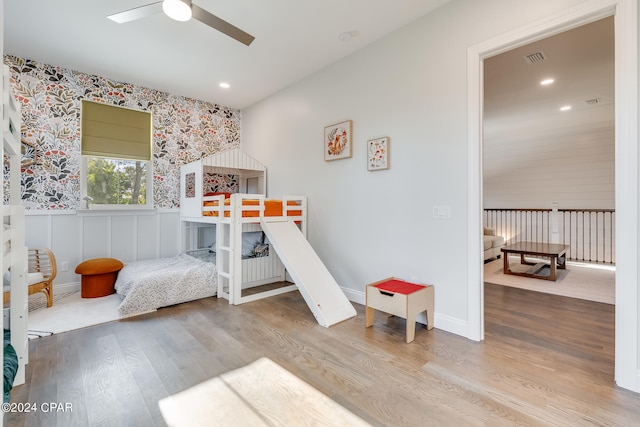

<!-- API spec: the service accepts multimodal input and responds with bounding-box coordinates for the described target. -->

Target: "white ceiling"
[483,16,614,140]
[4,0,450,110]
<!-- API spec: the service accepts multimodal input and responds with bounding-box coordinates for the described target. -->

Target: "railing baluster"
[596,211,600,263]
[484,208,615,264]
[611,212,615,263]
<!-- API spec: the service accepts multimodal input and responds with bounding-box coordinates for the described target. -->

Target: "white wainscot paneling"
[111,215,137,263]
[26,211,81,291]
[27,210,182,287]
[159,211,181,258]
[50,213,81,284]
[82,215,110,260]
[137,214,159,261]
[25,214,50,248]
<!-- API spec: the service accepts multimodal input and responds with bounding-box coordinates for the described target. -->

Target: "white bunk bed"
[180,149,357,328]
[180,149,306,305]
[2,64,28,397]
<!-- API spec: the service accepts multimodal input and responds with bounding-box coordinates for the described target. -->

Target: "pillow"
[3,271,45,286]
[27,272,45,286]
[251,243,269,258]
[241,231,264,259]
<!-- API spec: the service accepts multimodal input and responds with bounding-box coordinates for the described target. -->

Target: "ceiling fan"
[107,0,255,46]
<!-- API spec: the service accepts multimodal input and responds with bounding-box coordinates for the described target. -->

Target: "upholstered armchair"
[483,228,505,261]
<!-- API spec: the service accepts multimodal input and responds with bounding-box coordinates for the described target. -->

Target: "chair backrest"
[28,248,57,282]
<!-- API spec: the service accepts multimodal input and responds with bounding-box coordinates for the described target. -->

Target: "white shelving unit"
[2,63,28,388]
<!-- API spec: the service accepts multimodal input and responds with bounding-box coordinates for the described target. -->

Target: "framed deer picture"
[324,120,352,161]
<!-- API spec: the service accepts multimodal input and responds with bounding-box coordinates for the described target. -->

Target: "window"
[80,101,152,208]
[85,157,148,205]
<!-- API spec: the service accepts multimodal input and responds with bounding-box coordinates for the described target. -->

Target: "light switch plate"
[433,205,451,219]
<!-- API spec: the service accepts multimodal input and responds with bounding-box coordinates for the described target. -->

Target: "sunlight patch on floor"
[158,357,371,427]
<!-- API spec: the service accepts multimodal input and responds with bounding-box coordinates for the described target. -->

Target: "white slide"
[260,219,357,327]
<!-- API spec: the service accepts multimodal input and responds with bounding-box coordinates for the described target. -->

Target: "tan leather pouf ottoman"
[75,258,124,298]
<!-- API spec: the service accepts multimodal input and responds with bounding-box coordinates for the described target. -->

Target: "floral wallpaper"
[4,55,241,210]
[203,172,239,194]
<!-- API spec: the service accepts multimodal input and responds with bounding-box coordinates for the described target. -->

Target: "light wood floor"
[5,283,640,426]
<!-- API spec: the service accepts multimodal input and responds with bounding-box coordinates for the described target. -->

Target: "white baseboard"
[433,313,469,337]
[342,287,365,305]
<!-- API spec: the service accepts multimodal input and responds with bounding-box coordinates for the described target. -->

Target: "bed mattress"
[115,253,217,317]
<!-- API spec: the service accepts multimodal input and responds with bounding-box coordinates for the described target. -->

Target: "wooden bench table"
[365,277,434,343]
[501,241,570,281]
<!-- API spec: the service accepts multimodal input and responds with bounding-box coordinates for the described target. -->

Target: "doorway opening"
[482,16,615,304]
[467,0,639,392]
[480,16,616,381]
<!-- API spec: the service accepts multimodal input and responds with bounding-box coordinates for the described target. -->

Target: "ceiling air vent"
[585,97,601,105]
[524,51,547,64]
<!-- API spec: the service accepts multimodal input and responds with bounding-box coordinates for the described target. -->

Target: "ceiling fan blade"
[191,4,255,46]
[107,2,164,24]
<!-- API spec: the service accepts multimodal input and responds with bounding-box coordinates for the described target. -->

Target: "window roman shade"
[81,100,152,161]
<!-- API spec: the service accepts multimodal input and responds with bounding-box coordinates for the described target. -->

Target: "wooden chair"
[3,248,57,308]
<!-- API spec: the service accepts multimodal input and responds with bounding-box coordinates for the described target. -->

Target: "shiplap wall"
[25,210,181,288]
[483,120,615,209]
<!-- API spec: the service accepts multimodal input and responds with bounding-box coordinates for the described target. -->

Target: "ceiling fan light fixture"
[163,0,192,22]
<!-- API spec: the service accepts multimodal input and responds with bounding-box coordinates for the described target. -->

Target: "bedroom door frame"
[466,0,639,392]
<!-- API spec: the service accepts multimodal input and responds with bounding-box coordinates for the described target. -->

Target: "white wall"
[484,120,615,209]
[242,0,598,335]
[25,210,181,289]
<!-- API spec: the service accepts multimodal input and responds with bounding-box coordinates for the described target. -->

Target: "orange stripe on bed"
[203,199,302,217]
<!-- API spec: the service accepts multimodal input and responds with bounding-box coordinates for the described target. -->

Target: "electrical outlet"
[61,261,69,272]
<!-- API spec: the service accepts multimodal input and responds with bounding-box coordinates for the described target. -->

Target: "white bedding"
[115,253,217,317]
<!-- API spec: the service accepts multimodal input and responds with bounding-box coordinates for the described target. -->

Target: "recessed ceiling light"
[560,105,572,111]
[219,82,230,89]
[540,78,555,85]
[338,31,358,42]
